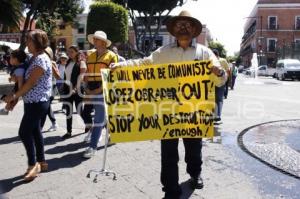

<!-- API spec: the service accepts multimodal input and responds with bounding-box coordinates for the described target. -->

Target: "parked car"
[257,65,276,77]
[275,59,300,80]
[243,65,271,77]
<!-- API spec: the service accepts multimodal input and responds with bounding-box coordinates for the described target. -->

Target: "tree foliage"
[112,0,186,55]
[19,0,84,50]
[0,0,22,29]
[208,41,227,58]
[228,52,242,65]
[87,2,128,44]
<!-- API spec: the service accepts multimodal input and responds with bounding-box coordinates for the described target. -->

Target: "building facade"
[240,0,300,67]
[52,20,73,53]
[54,13,212,55]
[72,14,89,50]
[52,14,89,53]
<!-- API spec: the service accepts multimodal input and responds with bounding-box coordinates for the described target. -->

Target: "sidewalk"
[0,75,300,199]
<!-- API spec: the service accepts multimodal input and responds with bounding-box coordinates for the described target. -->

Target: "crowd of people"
[0,10,239,199]
[212,49,238,125]
[0,29,122,182]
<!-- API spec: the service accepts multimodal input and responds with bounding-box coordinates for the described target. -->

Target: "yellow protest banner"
[101,60,215,143]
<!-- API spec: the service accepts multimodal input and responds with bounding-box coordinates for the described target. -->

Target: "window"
[268,16,277,30]
[295,39,300,50]
[59,24,65,30]
[78,24,84,34]
[267,38,277,52]
[276,63,284,69]
[77,38,85,50]
[142,36,163,51]
[295,16,300,30]
[78,42,84,50]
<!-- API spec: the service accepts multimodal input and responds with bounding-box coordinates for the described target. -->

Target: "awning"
[0,41,20,50]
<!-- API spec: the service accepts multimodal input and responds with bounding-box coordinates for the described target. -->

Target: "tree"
[112,0,187,55]
[208,41,227,58]
[227,52,242,65]
[19,0,84,50]
[0,0,22,30]
[87,2,128,44]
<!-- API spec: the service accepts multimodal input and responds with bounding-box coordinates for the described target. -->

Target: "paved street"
[0,74,300,199]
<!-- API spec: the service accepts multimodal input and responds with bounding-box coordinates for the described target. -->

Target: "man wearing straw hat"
[113,11,227,198]
[82,30,118,158]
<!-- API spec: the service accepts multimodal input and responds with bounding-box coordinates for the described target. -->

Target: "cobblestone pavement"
[241,120,300,178]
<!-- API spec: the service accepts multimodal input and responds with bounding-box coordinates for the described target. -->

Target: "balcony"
[240,45,254,56]
[241,26,256,44]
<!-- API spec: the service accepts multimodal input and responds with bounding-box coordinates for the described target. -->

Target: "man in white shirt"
[114,10,227,199]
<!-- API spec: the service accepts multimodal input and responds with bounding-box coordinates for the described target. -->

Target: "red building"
[240,0,300,67]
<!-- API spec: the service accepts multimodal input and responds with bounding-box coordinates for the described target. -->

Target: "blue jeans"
[215,85,225,119]
[90,95,106,149]
[19,101,50,166]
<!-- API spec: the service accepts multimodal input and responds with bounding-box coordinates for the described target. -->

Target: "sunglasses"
[174,21,193,28]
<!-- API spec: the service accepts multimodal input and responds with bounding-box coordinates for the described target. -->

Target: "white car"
[276,59,300,80]
[243,65,269,77]
[257,65,276,77]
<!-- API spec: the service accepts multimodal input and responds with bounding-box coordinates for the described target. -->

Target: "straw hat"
[44,47,54,60]
[87,31,111,47]
[59,52,68,59]
[166,10,202,38]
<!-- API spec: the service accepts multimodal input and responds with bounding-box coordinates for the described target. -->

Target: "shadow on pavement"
[43,135,62,146]
[179,179,195,199]
[0,175,25,194]
[0,140,116,193]
[46,144,114,172]
[43,132,88,146]
[46,151,88,172]
[45,141,88,154]
[0,136,20,145]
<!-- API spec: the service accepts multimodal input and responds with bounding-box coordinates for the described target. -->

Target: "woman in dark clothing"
[61,46,87,139]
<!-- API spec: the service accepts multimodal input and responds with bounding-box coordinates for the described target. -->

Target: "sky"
[84,0,258,56]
